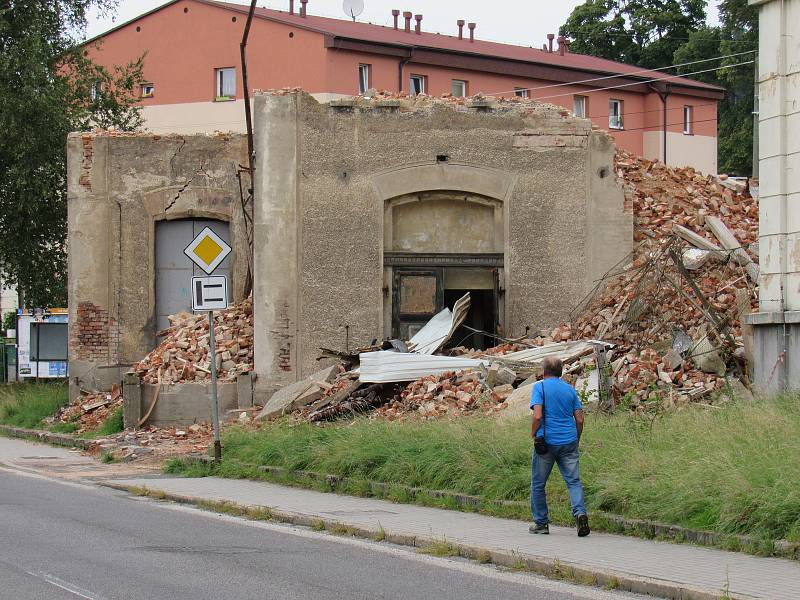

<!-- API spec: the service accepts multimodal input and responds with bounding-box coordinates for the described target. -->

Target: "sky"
[86,0,720,47]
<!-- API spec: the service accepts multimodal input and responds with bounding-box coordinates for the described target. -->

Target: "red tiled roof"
[203,0,722,92]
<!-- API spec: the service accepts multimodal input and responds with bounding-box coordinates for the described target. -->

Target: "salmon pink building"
[86,0,724,173]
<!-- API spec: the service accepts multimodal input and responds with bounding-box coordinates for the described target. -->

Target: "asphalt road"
[0,468,641,600]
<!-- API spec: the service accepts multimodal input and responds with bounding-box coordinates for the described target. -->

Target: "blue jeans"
[531,440,587,525]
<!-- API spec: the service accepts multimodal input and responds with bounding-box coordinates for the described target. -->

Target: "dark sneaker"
[577,514,590,537]
[529,523,549,535]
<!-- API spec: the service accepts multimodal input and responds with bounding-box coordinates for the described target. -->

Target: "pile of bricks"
[534,152,759,407]
[48,387,123,435]
[133,297,254,384]
[370,370,515,421]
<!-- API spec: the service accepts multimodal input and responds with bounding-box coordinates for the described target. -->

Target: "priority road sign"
[184,227,232,275]
[192,276,229,311]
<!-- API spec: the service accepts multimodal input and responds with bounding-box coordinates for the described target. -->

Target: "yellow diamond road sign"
[184,227,231,275]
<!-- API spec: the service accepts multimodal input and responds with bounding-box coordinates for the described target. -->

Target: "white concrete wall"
[643,131,718,174]
[751,0,800,313]
[139,94,350,134]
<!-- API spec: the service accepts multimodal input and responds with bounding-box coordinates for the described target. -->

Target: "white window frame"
[683,105,693,135]
[514,87,529,98]
[409,74,426,96]
[215,67,236,100]
[573,95,587,118]
[358,64,371,95]
[451,79,467,98]
[141,83,155,98]
[609,98,623,130]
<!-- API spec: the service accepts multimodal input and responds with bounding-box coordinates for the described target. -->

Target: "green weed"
[0,383,68,429]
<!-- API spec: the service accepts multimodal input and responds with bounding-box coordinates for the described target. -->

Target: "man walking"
[529,356,590,537]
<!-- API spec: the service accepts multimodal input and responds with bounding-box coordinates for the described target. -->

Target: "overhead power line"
[522,59,754,102]
[486,50,756,98]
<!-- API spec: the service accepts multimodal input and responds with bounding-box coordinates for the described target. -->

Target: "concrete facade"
[746,0,800,393]
[252,92,632,398]
[66,132,249,398]
[85,0,722,173]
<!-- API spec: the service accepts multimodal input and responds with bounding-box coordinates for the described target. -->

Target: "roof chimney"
[414,14,422,34]
[457,19,465,40]
[547,33,554,53]
[563,39,571,53]
[392,9,400,30]
[300,0,308,17]
[468,22,476,42]
[403,11,412,33]
[557,35,566,56]
[289,0,294,15]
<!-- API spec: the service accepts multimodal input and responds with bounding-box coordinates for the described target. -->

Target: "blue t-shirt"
[530,378,582,446]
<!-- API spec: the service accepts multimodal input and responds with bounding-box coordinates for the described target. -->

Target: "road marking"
[25,571,107,600]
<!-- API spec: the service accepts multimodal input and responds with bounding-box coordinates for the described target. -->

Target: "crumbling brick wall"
[69,302,117,362]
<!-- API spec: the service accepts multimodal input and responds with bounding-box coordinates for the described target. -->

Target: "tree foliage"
[560,0,758,175]
[0,1,145,307]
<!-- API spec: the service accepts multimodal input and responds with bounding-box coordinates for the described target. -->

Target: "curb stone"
[210,460,798,560]
[0,425,94,450]
[98,481,732,600]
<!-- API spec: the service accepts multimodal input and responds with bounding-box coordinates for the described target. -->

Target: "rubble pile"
[92,423,213,462]
[133,298,254,384]
[615,151,758,245]
[48,387,123,435]
[540,152,759,406]
[372,370,515,421]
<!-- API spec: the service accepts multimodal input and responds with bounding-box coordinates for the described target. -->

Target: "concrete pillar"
[746,0,800,393]
[252,93,300,401]
[122,371,142,429]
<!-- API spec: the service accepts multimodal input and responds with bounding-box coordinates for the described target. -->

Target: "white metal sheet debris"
[359,350,487,383]
[407,293,471,355]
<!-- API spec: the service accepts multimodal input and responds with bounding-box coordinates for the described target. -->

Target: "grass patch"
[100,451,117,464]
[0,383,68,429]
[49,421,79,434]
[166,395,800,543]
[81,407,125,439]
[417,540,459,557]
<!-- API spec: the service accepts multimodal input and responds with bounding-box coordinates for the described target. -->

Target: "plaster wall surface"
[746,0,800,393]
[252,92,632,397]
[67,132,248,398]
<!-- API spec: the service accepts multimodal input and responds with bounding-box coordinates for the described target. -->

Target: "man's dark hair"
[542,357,563,378]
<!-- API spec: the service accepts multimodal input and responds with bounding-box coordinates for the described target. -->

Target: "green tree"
[560,0,707,69]
[560,0,758,175]
[0,1,145,308]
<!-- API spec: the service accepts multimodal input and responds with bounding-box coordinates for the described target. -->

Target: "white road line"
[24,571,106,600]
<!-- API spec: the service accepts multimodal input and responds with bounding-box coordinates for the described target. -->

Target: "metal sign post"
[185,228,232,465]
[208,311,222,463]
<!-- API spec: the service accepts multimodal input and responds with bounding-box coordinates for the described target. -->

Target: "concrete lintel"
[743,311,800,325]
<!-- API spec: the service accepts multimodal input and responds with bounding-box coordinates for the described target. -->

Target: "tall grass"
[0,383,69,429]
[201,395,799,542]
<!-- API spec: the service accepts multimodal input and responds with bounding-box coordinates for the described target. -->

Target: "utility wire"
[484,50,755,97]
[525,59,754,102]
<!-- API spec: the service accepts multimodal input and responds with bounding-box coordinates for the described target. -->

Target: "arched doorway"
[384,191,504,349]
[154,218,232,332]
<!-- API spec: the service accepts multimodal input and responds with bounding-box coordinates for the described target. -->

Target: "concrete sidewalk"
[105,475,799,600]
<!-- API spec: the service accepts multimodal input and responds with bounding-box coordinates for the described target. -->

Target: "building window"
[514,87,529,98]
[609,99,623,129]
[141,83,155,98]
[573,95,587,118]
[683,105,693,135]
[90,81,102,102]
[409,74,426,95]
[215,67,236,100]
[358,64,371,95]
[451,79,467,98]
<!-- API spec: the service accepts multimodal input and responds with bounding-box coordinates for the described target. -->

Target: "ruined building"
[68,93,632,401]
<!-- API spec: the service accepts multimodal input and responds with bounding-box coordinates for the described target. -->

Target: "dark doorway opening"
[444,288,497,350]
